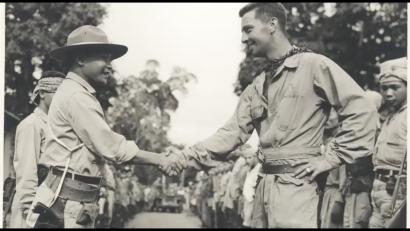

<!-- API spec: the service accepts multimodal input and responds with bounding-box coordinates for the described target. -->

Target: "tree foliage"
[106,60,197,184]
[5,3,107,117]
[234,3,407,95]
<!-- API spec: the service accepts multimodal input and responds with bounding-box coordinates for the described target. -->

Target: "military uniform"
[242,163,261,227]
[185,52,377,228]
[26,30,140,228]
[10,74,64,228]
[10,108,48,228]
[369,57,407,228]
[320,167,344,228]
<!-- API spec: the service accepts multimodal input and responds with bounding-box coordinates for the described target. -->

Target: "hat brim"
[48,43,128,61]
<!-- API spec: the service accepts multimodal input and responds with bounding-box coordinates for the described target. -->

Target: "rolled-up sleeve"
[188,85,256,164]
[313,56,377,166]
[14,123,40,211]
[68,92,139,163]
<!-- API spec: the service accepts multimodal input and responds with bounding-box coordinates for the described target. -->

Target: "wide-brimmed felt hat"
[49,25,128,61]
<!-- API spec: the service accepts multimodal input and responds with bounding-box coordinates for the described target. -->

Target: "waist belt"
[325,184,339,189]
[375,169,400,176]
[259,146,321,163]
[261,164,299,174]
[51,167,102,185]
[37,164,50,186]
[375,173,391,183]
[45,169,101,203]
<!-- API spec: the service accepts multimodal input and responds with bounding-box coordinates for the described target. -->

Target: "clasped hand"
[158,147,188,176]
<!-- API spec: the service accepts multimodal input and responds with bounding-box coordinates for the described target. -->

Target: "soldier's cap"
[49,25,128,61]
[29,71,65,104]
[379,57,407,83]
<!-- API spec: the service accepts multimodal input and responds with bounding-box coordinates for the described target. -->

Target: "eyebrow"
[242,25,253,32]
[381,83,402,87]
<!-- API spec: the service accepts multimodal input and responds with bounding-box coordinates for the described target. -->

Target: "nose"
[383,88,395,100]
[241,32,248,44]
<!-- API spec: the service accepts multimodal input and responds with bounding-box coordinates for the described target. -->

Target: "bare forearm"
[126,150,163,166]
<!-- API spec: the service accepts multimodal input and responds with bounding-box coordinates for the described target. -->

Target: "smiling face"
[80,50,113,87]
[241,10,274,57]
[380,77,407,110]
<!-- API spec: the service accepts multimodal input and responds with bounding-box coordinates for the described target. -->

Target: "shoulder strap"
[47,122,84,204]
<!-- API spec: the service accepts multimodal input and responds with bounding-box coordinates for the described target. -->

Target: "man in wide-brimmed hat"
[10,71,64,228]
[26,25,186,228]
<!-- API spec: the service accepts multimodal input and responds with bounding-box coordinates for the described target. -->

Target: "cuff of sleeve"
[185,144,220,169]
[116,141,140,163]
[324,148,343,168]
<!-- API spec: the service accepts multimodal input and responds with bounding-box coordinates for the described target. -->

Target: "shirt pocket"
[250,96,266,121]
[276,174,305,187]
[275,89,303,131]
[384,141,406,166]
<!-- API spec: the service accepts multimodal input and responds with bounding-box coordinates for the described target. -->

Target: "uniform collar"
[282,54,300,69]
[33,107,48,123]
[253,53,301,101]
[66,72,96,95]
[398,104,407,112]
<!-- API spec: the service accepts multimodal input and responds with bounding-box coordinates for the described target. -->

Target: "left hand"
[291,156,334,182]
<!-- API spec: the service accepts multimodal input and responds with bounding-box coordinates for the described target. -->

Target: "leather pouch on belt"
[386,176,396,196]
[33,197,66,228]
[26,183,55,227]
[76,203,98,225]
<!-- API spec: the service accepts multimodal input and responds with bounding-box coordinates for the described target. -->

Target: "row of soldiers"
[73,165,164,228]
[188,57,407,229]
[188,148,260,228]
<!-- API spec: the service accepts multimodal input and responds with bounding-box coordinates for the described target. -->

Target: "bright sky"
[100,3,259,148]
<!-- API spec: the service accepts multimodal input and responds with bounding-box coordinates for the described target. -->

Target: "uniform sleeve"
[185,85,256,166]
[68,92,139,163]
[13,122,40,211]
[313,56,378,167]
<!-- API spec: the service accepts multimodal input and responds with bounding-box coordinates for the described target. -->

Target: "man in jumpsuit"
[369,57,407,228]
[26,25,186,228]
[173,3,377,228]
[10,71,64,228]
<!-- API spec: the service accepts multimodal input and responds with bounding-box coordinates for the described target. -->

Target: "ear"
[38,90,46,100]
[268,17,279,34]
[75,56,85,67]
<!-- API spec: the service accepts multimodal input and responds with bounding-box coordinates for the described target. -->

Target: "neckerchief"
[264,45,312,78]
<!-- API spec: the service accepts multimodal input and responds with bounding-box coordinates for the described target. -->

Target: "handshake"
[157,147,191,176]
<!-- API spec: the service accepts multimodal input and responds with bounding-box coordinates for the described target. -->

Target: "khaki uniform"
[28,72,139,228]
[242,163,261,227]
[188,53,377,228]
[320,167,344,228]
[101,164,116,222]
[10,108,48,228]
[369,105,406,228]
[223,157,249,228]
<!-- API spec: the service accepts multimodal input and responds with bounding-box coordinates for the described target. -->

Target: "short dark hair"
[41,70,66,79]
[239,3,288,32]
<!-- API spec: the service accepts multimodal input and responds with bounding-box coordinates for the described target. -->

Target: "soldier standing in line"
[369,57,407,228]
[10,71,64,228]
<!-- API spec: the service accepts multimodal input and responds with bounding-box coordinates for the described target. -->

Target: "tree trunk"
[16,55,34,117]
